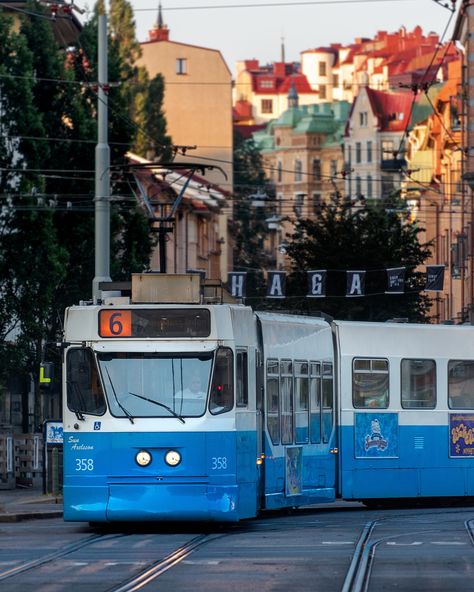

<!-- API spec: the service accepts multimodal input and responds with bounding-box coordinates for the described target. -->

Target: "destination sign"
[99,309,211,338]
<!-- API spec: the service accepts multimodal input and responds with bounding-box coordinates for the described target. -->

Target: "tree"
[281,195,433,322]
[0,1,172,431]
[231,130,273,300]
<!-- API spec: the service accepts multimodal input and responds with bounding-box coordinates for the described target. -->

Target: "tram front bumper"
[106,483,239,522]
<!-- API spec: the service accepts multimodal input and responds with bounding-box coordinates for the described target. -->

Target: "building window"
[319,61,327,76]
[277,161,283,183]
[367,141,372,163]
[333,74,339,88]
[330,160,337,177]
[359,111,368,126]
[260,80,274,89]
[367,175,373,199]
[295,159,302,182]
[312,193,322,214]
[261,99,273,114]
[382,140,394,159]
[319,84,327,100]
[355,142,362,164]
[312,159,321,181]
[176,58,187,75]
[294,192,305,217]
[356,176,362,197]
[346,145,352,166]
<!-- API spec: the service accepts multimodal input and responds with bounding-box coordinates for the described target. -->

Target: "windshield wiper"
[128,391,186,424]
[66,380,85,421]
[104,367,134,424]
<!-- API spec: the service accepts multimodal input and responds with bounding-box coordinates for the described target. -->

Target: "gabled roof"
[365,87,414,132]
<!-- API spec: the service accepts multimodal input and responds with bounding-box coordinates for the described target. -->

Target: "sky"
[120,0,459,75]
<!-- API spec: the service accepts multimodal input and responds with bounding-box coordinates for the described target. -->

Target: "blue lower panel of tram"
[340,416,474,499]
[63,430,258,522]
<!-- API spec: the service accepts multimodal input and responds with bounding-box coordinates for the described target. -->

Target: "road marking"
[386,542,423,546]
[322,541,353,545]
[182,560,220,565]
[432,542,466,546]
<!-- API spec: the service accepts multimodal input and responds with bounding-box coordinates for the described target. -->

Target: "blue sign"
[355,413,399,458]
[450,414,474,457]
[45,421,63,444]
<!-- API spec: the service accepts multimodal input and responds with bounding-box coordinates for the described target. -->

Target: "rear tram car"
[334,320,474,503]
[62,274,474,523]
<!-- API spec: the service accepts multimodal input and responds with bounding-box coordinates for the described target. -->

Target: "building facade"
[253,91,349,268]
[137,8,233,278]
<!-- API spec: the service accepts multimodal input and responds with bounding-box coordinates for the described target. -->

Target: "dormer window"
[260,80,274,89]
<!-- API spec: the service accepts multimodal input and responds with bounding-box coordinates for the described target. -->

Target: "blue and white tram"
[334,320,474,502]
[62,302,337,522]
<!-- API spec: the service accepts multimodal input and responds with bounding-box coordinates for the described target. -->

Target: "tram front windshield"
[97,352,213,418]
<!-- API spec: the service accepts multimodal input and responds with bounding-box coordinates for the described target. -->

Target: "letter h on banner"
[267,271,286,298]
[228,272,247,298]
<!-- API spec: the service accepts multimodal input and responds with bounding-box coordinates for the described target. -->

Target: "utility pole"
[92,13,111,302]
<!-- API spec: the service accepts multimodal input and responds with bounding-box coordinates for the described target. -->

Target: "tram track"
[341,513,474,592]
[0,527,228,591]
[106,533,227,592]
[0,532,128,582]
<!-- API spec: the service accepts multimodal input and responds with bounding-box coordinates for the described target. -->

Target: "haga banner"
[267,271,286,298]
[425,265,445,292]
[346,271,365,297]
[307,270,327,298]
[386,267,405,294]
[228,272,247,298]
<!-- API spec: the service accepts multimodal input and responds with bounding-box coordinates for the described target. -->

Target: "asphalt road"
[1,503,474,591]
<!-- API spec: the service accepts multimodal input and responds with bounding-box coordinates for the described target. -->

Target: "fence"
[0,433,44,489]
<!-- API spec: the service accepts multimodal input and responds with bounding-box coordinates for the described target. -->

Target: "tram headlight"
[165,450,181,467]
[135,450,152,467]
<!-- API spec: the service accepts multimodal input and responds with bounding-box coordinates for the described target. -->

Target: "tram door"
[318,361,337,495]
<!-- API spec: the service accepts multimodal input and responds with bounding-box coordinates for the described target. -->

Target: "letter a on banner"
[386,267,405,294]
[425,265,445,292]
[307,270,327,298]
[228,272,247,298]
[267,271,286,298]
[346,271,365,297]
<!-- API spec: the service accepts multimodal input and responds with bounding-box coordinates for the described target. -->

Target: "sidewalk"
[0,487,63,522]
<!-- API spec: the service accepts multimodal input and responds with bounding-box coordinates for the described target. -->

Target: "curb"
[0,510,63,523]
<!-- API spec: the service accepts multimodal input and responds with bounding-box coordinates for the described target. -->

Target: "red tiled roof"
[366,87,414,132]
[279,74,316,94]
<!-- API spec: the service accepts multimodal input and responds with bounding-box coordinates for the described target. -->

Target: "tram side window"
[448,360,474,409]
[401,359,436,409]
[295,361,309,444]
[310,362,321,443]
[209,347,234,415]
[281,360,294,444]
[322,363,333,443]
[267,359,280,445]
[353,358,389,409]
[236,351,248,407]
[66,348,106,415]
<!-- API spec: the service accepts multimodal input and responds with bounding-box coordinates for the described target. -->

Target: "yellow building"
[137,7,233,278]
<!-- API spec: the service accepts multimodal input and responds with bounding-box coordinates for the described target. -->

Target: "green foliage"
[232,130,272,272]
[280,195,433,321]
[0,2,172,428]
